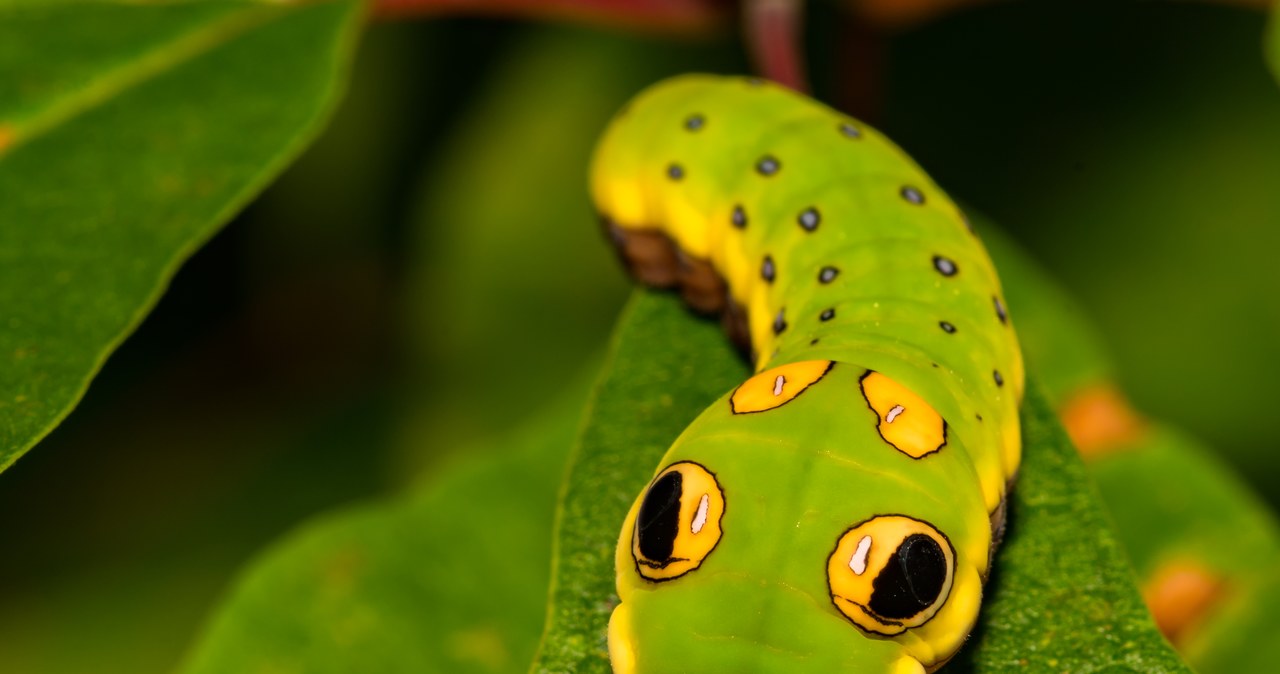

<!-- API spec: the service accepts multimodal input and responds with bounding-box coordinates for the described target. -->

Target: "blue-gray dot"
[818,266,839,284]
[732,205,747,228]
[762,256,776,283]
[798,207,821,232]
[685,114,705,131]
[756,155,780,176]
[839,123,861,138]
[933,255,958,277]
[901,186,925,205]
[667,163,684,180]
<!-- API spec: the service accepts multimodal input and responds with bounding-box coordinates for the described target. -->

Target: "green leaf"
[178,386,587,674]
[978,214,1280,672]
[976,219,1113,407]
[0,0,363,472]
[534,289,1190,672]
[1269,1,1280,84]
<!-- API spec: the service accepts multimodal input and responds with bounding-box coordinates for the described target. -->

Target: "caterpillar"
[591,74,1025,673]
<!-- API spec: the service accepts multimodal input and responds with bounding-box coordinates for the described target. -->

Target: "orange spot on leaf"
[1142,560,1225,645]
[1059,383,1148,459]
[0,125,13,154]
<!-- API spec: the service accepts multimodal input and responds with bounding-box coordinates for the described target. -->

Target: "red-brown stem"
[372,0,729,34]
[744,0,809,92]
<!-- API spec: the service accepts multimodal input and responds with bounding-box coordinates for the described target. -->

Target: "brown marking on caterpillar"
[720,297,752,356]
[0,125,13,155]
[603,215,750,354]
[674,247,728,314]
[603,217,681,287]
[1059,383,1149,459]
[986,492,1007,577]
[1142,560,1225,645]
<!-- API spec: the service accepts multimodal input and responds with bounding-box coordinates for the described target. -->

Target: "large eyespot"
[826,515,956,636]
[631,461,725,582]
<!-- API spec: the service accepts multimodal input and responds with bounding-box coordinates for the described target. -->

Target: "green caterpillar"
[591,74,1025,673]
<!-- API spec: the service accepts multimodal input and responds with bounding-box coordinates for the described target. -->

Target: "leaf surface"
[178,388,587,674]
[0,0,362,472]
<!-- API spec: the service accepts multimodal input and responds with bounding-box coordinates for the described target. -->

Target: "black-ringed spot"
[933,255,958,277]
[798,207,821,232]
[632,461,725,582]
[901,186,925,205]
[762,256,776,283]
[756,155,780,176]
[827,515,956,636]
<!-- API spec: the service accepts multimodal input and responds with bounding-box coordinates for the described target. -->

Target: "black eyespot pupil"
[637,471,683,563]
[869,533,947,620]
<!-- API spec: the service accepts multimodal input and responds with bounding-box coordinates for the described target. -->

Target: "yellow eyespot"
[859,371,947,459]
[631,461,725,582]
[826,515,956,636]
[731,360,833,414]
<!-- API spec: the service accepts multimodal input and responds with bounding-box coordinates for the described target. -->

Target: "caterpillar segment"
[593,74,1024,673]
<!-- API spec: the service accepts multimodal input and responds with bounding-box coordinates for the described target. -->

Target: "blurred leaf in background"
[393,25,734,473]
[179,382,588,674]
[0,0,361,472]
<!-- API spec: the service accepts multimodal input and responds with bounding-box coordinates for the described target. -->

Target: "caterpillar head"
[609,361,990,673]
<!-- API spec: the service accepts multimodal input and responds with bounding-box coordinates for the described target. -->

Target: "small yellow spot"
[1142,560,1224,645]
[892,655,926,674]
[1059,383,1148,459]
[447,626,510,671]
[608,603,637,674]
[730,360,832,414]
[860,371,946,458]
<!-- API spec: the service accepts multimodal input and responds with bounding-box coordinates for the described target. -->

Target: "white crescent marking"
[773,375,786,396]
[692,493,710,534]
[886,404,905,424]
[850,535,873,575]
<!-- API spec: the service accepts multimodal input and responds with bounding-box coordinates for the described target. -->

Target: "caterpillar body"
[592,75,1025,673]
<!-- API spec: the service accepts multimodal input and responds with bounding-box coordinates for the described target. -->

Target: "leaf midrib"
[0,3,285,158]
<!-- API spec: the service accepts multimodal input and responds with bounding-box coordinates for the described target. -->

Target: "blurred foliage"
[983,220,1280,674]
[179,382,588,674]
[393,27,733,472]
[2,1,1279,673]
